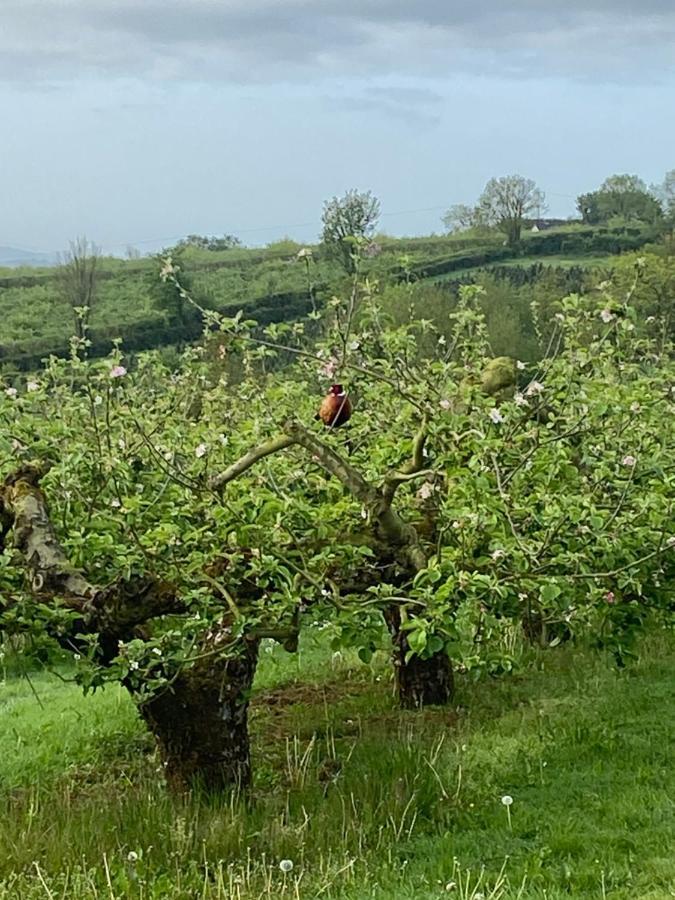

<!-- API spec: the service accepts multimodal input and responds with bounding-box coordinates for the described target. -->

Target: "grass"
[0,629,673,899]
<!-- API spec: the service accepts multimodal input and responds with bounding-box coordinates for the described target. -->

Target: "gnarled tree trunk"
[384,606,454,709]
[0,465,261,792]
[139,638,259,791]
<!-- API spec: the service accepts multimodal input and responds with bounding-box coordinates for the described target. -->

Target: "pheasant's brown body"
[317,386,352,428]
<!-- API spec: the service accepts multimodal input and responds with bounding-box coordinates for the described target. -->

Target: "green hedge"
[0,291,316,371]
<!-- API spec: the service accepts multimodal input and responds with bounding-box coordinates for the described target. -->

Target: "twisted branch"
[0,465,183,653]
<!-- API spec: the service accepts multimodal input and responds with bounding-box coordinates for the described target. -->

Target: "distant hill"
[0,246,57,268]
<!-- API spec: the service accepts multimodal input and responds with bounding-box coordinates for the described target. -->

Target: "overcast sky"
[2,0,674,254]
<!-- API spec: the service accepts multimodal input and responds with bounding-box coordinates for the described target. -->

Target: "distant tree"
[651,169,675,219]
[475,175,546,245]
[57,236,101,341]
[321,189,381,273]
[176,234,242,252]
[577,192,602,225]
[441,203,479,234]
[577,174,663,226]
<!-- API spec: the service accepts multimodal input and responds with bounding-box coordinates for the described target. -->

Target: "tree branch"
[282,420,378,505]
[209,434,296,491]
[382,419,428,505]
[0,465,183,648]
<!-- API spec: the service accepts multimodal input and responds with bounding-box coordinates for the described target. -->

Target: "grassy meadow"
[0,629,673,899]
[0,223,657,371]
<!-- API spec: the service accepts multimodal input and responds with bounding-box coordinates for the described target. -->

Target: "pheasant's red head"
[329,384,345,396]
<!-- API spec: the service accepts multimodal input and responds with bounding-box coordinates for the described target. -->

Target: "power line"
[10,193,579,255]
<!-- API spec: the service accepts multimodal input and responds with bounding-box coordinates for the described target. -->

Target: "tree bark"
[384,606,454,709]
[1,465,261,792]
[138,637,259,791]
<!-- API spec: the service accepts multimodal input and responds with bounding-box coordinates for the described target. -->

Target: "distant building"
[526,218,578,231]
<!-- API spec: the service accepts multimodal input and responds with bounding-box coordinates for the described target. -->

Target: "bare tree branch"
[209,434,295,491]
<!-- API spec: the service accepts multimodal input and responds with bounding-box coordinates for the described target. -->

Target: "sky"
[1,0,674,255]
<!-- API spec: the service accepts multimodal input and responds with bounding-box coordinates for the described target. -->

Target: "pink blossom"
[605,591,616,605]
[622,455,636,467]
[110,365,127,379]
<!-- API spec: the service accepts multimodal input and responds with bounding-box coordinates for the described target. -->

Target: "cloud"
[2,0,675,85]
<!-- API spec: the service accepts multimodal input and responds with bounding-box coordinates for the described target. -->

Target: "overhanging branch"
[0,465,183,645]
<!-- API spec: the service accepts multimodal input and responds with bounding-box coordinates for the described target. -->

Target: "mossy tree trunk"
[383,606,454,709]
[138,637,259,791]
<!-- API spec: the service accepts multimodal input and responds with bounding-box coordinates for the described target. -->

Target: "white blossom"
[488,408,504,424]
[439,398,452,411]
[279,859,294,874]
[622,455,636,467]
[417,482,435,501]
[4,387,17,398]
[26,381,39,392]
[525,381,544,397]
[501,795,513,806]
[514,392,528,407]
[516,360,526,370]
[195,443,208,459]
[600,308,615,324]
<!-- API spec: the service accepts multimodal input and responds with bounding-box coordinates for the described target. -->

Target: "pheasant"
[316,384,352,428]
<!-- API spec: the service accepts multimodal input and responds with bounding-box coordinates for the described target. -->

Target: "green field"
[0,631,673,899]
[0,224,658,369]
